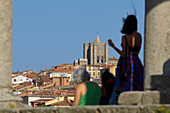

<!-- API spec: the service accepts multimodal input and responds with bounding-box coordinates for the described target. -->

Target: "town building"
[52,64,74,69]
[49,68,76,86]
[38,75,51,85]
[12,75,33,84]
[22,90,60,106]
[73,58,88,66]
[85,64,114,79]
[108,56,119,66]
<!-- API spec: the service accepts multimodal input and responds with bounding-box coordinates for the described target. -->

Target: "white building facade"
[12,75,33,84]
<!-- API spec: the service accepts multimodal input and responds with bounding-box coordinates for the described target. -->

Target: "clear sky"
[12,0,145,72]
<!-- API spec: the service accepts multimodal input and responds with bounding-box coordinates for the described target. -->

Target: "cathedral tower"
[83,34,108,65]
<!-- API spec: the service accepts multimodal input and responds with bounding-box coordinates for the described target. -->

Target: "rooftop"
[108,56,119,60]
[29,90,60,97]
[52,68,76,73]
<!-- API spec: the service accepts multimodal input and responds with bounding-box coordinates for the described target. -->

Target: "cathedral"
[83,34,108,65]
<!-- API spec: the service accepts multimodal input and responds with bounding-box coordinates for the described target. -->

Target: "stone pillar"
[144,0,170,90]
[0,0,28,108]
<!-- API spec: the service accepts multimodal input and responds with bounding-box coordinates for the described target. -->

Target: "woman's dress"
[109,54,144,104]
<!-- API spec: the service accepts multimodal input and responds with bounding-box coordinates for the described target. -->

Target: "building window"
[101,56,103,63]
[98,67,100,70]
[20,79,22,81]
[89,67,91,70]
[93,67,95,71]
[98,72,100,75]
[93,72,95,76]
[14,79,16,82]
[97,56,99,63]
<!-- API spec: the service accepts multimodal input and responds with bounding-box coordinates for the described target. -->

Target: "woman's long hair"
[121,15,137,35]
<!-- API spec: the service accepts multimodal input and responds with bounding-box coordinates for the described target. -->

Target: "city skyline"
[13,0,145,72]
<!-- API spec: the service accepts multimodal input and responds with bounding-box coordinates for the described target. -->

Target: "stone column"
[144,0,170,90]
[0,0,28,108]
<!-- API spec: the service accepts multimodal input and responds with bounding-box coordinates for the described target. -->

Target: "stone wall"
[0,105,170,113]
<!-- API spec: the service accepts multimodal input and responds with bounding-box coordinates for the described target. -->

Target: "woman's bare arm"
[67,84,84,106]
[108,36,126,57]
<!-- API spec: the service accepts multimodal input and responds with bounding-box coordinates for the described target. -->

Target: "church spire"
[95,32,100,43]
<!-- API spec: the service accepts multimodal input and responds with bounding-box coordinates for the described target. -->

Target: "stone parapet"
[0,105,138,113]
[139,104,170,113]
[118,90,170,105]
[0,105,170,113]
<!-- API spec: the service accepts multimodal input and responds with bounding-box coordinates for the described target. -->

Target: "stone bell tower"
[83,34,108,65]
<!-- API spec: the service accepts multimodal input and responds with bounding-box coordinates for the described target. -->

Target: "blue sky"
[12,0,145,72]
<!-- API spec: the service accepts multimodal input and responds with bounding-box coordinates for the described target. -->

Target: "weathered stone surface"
[118,90,170,105]
[19,108,59,113]
[0,109,18,113]
[0,102,31,109]
[0,0,20,108]
[58,106,97,113]
[151,75,170,90]
[0,0,12,88]
[142,91,160,104]
[118,91,143,105]
[139,105,170,113]
[97,105,138,113]
[145,0,170,90]
[0,0,30,108]
[0,105,170,113]
[0,105,138,113]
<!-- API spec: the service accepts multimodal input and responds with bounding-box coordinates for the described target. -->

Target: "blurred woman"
[100,69,115,105]
[67,68,101,106]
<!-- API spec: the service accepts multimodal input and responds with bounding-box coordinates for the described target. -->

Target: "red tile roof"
[33,78,40,82]
[45,85,55,89]
[54,63,73,66]
[40,75,50,82]
[87,64,113,67]
[29,72,37,74]
[38,83,51,87]
[30,90,60,96]
[12,72,18,74]
[12,84,33,91]
[42,69,54,72]
[38,83,54,89]
[108,56,119,60]
[52,68,76,73]
[12,71,23,75]
[25,74,37,79]
[50,77,70,79]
